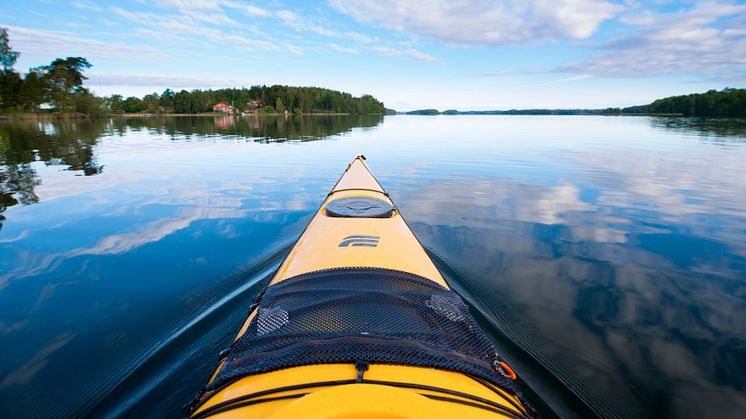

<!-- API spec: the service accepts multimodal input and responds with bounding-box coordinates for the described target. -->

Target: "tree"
[173,90,192,113]
[191,90,211,113]
[159,88,174,112]
[18,69,48,111]
[0,28,20,71]
[143,92,160,113]
[43,57,92,111]
[106,94,124,113]
[72,87,106,117]
[275,97,285,113]
[122,96,145,113]
[0,69,21,110]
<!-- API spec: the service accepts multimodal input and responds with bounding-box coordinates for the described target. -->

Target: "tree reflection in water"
[0,114,383,230]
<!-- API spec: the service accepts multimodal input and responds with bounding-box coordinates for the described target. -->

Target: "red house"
[213,103,232,113]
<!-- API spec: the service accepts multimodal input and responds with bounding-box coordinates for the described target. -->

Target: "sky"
[1,0,745,111]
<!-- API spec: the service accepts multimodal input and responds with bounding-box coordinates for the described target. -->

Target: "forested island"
[0,28,384,118]
[601,88,746,117]
[403,89,745,117]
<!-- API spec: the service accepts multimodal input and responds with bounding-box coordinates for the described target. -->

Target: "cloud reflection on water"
[398,150,746,416]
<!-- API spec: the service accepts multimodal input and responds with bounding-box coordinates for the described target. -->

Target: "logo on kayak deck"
[339,235,380,247]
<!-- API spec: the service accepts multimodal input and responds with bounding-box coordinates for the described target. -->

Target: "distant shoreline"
[5,111,741,121]
[0,112,378,121]
[395,111,685,117]
[396,89,744,117]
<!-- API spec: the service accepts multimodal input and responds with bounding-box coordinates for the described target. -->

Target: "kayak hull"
[190,156,529,418]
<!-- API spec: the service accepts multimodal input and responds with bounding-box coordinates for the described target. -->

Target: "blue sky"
[1,0,745,110]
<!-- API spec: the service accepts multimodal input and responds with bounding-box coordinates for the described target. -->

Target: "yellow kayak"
[185,156,532,418]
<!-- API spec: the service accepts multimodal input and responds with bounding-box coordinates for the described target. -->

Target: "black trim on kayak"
[192,393,307,419]
[328,187,389,196]
[326,196,395,218]
[469,373,533,416]
[423,394,525,418]
[186,267,530,416]
[190,377,529,419]
[363,378,528,418]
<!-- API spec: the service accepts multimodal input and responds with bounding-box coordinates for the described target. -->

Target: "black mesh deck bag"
[196,267,521,405]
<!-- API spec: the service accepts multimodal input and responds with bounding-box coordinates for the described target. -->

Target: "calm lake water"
[1,115,745,418]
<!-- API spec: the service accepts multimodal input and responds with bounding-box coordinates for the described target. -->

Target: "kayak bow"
[187,156,531,418]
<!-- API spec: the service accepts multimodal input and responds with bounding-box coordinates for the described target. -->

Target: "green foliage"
[259,105,276,113]
[0,28,20,71]
[406,109,439,115]
[41,57,92,111]
[72,87,106,117]
[106,94,124,113]
[173,90,192,113]
[0,69,22,110]
[17,69,47,111]
[159,89,175,110]
[153,85,384,114]
[648,88,746,117]
[122,96,146,113]
[143,93,160,113]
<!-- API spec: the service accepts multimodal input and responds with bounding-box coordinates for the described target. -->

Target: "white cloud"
[161,0,269,17]
[371,46,437,62]
[86,74,242,88]
[4,25,165,61]
[344,31,378,45]
[111,6,289,53]
[152,0,223,12]
[560,2,746,80]
[327,0,623,46]
[180,9,239,26]
[243,4,268,17]
[277,9,338,37]
[149,0,239,26]
[276,9,377,44]
[71,0,101,12]
[519,74,592,88]
[328,43,359,54]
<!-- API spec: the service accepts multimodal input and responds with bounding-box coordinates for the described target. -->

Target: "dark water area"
[1,115,745,418]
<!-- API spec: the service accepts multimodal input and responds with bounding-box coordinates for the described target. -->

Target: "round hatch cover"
[326,197,395,218]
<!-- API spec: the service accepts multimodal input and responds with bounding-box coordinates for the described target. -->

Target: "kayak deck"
[272,157,446,286]
[188,156,531,418]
